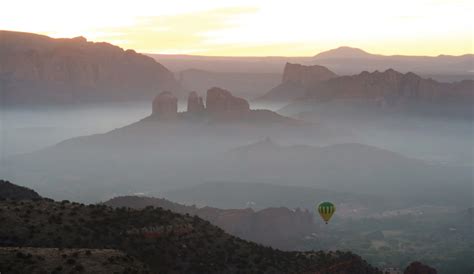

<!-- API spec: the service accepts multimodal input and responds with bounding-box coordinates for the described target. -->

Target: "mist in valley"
[1,29,473,273]
[1,98,472,205]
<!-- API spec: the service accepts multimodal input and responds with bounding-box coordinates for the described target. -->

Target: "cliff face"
[152,91,178,119]
[260,61,473,112]
[307,69,474,106]
[0,31,179,105]
[206,87,250,117]
[187,91,205,113]
[258,63,337,102]
[282,63,338,87]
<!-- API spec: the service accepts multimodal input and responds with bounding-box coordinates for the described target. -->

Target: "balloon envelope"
[318,202,335,224]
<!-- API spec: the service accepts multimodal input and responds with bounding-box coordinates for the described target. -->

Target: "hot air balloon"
[318,202,335,224]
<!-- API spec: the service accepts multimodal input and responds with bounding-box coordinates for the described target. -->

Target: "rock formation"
[0,30,180,105]
[306,69,474,107]
[205,87,250,115]
[187,91,205,113]
[152,91,178,118]
[258,63,337,102]
[146,87,298,124]
[282,63,338,87]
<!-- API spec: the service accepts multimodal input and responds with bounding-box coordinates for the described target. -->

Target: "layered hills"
[0,181,381,273]
[150,47,473,82]
[105,195,315,250]
[0,31,179,106]
[260,63,473,110]
[306,69,473,108]
[313,46,474,81]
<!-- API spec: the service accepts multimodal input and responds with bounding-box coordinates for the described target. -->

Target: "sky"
[1,0,473,56]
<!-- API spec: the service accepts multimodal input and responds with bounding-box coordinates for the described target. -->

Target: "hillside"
[0,194,381,273]
[104,195,315,250]
[0,31,179,106]
[216,141,472,206]
[0,247,149,273]
[0,179,42,200]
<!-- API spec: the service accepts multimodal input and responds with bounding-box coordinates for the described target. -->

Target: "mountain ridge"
[0,30,180,106]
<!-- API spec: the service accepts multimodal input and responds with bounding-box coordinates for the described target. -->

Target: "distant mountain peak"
[315,46,373,59]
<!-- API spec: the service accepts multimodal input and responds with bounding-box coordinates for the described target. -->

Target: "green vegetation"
[0,198,380,273]
[0,247,148,273]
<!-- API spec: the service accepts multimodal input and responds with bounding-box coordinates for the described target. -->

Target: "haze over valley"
[1,20,473,273]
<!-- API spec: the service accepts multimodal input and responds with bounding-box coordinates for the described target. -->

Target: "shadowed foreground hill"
[0,179,42,200]
[0,192,381,273]
[104,195,315,250]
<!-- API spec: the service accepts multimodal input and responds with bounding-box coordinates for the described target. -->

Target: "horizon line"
[2,29,473,58]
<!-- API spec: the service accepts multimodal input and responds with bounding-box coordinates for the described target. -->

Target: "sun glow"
[1,0,472,56]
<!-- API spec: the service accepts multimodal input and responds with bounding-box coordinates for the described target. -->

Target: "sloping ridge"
[0,180,42,200]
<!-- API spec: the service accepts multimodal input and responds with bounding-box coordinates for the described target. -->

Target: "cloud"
[94,7,258,54]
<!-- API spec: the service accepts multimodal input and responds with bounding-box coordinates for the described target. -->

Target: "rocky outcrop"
[404,262,437,274]
[0,30,180,105]
[258,63,337,102]
[146,87,299,124]
[152,91,178,118]
[282,63,337,87]
[307,69,474,106]
[205,87,250,115]
[187,91,205,113]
